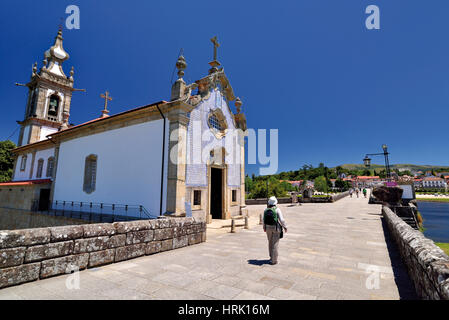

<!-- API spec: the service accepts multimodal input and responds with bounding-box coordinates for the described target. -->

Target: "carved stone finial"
[43,27,70,77]
[171,54,188,101]
[176,55,187,80]
[59,111,70,130]
[69,66,74,80]
[32,62,37,75]
[235,97,242,114]
[42,57,48,69]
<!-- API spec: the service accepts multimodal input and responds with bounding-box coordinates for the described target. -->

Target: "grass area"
[436,243,449,256]
[416,192,449,195]
[417,198,449,203]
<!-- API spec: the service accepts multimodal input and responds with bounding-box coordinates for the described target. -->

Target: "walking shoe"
[270,261,278,265]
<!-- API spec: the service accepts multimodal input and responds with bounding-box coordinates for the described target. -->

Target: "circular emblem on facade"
[208,109,228,139]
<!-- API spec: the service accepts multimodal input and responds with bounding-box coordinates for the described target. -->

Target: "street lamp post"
[363,144,392,182]
[266,178,269,205]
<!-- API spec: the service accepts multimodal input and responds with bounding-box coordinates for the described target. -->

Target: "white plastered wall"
[31,148,55,179]
[53,119,169,217]
[13,153,33,181]
[39,127,58,142]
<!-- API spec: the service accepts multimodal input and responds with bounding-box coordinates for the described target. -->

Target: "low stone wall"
[0,217,206,289]
[299,197,330,203]
[382,206,449,299]
[0,183,51,211]
[245,197,291,205]
[245,192,349,206]
[300,192,349,203]
[331,191,350,202]
[0,208,87,231]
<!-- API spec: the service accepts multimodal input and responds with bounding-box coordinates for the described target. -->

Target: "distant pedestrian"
[356,188,360,198]
[263,196,287,265]
[363,188,367,198]
[349,188,353,198]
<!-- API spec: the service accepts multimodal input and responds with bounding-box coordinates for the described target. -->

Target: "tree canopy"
[314,176,328,193]
[0,140,16,182]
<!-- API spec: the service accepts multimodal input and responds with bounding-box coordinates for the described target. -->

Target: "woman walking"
[263,196,287,265]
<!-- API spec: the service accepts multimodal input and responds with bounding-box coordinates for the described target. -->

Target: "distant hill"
[336,164,449,172]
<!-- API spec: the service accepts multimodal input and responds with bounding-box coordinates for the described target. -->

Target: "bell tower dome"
[17,27,75,146]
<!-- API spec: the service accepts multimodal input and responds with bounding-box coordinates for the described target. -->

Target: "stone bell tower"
[17,27,75,146]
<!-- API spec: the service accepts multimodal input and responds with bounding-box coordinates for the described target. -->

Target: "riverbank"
[417,198,449,203]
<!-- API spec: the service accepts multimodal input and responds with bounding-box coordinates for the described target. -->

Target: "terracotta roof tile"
[0,179,52,186]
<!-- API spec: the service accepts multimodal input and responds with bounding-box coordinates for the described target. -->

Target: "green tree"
[335,166,343,177]
[314,176,328,193]
[378,169,387,179]
[0,140,16,182]
[335,178,350,191]
[245,175,254,193]
[361,169,371,176]
[248,176,291,199]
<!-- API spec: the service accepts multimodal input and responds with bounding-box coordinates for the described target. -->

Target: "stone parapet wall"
[245,197,291,205]
[0,183,51,211]
[245,192,349,206]
[382,206,449,299]
[331,191,350,202]
[0,217,206,289]
[0,208,86,231]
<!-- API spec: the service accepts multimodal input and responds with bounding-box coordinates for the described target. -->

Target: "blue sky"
[1,0,448,176]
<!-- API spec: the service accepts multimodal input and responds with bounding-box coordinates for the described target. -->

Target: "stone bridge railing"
[382,206,449,299]
[245,191,350,206]
[331,191,350,202]
[0,217,206,289]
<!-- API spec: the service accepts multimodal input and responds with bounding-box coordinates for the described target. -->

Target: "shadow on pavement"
[247,259,271,266]
[381,216,419,300]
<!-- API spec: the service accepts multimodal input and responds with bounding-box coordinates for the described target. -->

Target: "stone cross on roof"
[211,36,220,61]
[100,91,112,118]
[209,36,221,73]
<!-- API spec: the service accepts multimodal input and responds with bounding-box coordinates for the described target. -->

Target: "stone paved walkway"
[0,193,417,300]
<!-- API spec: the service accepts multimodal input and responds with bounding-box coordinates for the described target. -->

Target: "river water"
[417,201,449,243]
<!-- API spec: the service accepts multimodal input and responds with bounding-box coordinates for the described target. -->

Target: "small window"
[207,109,228,138]
[36,159,44,178]
[193,190,201,206]
[46,157,55,177]
[232,190,237,202]
[83,155,97,194]
[209,114,224,131]
[20,155,27,171]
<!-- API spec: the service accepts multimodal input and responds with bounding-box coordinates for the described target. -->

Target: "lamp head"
[363,156,371,167]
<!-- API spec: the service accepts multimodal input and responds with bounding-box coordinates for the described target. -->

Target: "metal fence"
[41,200,158,223]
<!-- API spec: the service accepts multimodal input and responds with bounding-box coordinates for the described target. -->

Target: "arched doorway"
[210,167,223,219]
[208,147,228,220]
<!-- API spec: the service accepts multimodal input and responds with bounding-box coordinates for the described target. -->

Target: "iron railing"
[41,200,157,223]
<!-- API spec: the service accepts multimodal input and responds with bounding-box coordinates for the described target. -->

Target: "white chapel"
[1,29,248,223]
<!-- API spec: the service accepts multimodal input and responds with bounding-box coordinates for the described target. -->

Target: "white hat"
[268,196,278,206]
